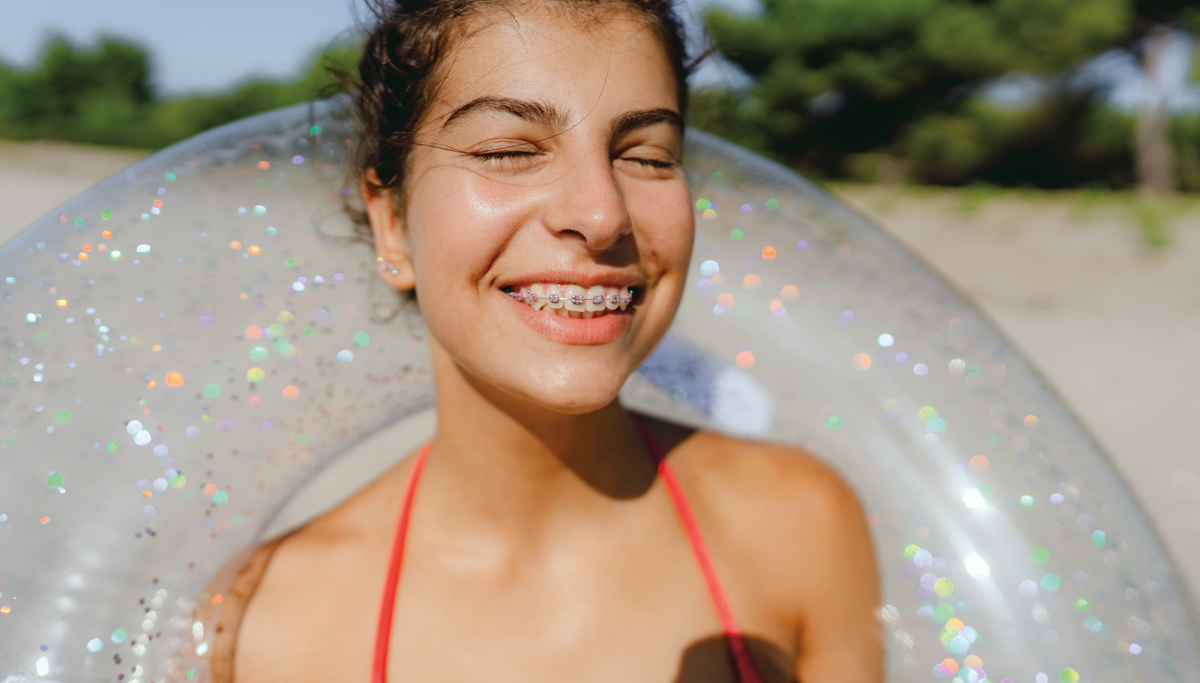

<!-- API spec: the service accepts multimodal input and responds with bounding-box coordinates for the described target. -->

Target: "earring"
[376,256,400,277]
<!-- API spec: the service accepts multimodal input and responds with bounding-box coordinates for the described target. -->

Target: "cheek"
[631,184,694,276]
[408,171,537,293]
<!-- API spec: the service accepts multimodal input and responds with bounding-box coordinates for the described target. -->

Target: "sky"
[0,0,757,94]
[1,0,1194,110]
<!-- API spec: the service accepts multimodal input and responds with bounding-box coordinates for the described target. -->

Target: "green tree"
[0,35,155,146]
[0,36,358,149]
[702,0,1139,185]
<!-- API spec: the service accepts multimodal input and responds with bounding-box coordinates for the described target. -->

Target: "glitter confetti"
[165,372,184,388]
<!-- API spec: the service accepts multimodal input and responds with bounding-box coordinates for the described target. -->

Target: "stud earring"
[376,256,400,277]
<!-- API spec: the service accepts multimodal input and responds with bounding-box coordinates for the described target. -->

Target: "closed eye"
[625,158,674,169]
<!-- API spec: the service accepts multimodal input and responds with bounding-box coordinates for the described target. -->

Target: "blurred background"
[1,0,1198,607]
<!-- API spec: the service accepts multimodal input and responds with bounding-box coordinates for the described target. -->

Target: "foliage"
[695,0,1200,189]
[0,36,357,150]
[701,0,1132,179]
[1169,115,1200,191]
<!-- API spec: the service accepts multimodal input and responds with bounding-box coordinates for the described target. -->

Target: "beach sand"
[3,140,1198,607]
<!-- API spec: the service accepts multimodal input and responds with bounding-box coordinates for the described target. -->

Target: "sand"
[3,140,1198,607]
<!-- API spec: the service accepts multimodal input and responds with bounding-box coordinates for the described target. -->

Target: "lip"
[496,268,645,290]
[501,290,634,345]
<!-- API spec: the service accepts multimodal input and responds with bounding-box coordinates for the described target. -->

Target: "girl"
[210,2,881,681]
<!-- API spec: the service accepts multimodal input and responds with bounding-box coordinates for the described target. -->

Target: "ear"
[364,172,416,291]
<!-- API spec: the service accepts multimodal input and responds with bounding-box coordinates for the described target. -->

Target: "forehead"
[426,5,679,124]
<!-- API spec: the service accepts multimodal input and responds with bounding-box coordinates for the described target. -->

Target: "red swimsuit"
[370,419,766,683]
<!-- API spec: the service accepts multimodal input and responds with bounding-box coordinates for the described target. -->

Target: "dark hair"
[347,0,692,241]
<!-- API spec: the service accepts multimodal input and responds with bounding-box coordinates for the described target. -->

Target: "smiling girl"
[208,2,881,681]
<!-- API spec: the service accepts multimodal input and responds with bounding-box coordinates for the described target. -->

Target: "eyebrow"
[611,108,684,138]
[441,96,683,139]
[442,97,570,130]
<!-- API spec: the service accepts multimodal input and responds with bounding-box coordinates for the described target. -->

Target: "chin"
[504,362,632,416]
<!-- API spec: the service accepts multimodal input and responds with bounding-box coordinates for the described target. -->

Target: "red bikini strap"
[632,417,765,683]
[371,428,764,683]
[371,440,431,683]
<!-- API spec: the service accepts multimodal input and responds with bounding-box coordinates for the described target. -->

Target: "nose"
[541,146,632,252]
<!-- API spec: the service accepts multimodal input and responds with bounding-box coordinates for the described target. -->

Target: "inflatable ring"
[1,100,1196,683]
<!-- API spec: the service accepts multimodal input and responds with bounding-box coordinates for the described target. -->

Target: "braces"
[507,290,634,306]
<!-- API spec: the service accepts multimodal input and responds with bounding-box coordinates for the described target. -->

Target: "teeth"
[564,285,587,312]
[605,287,620,310]
[529,284,546,310]
[510,283,634,318]
[546,284,564,309]
[586,286,606,312]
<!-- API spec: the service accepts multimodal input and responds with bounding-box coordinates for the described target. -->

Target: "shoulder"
[653,420,867,535]
[644,417,878,626]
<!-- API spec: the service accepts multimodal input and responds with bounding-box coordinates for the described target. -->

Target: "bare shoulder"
[654,420,868,536]
[643,417,879,640]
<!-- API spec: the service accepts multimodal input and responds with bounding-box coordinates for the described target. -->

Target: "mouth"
[500,283,637,319]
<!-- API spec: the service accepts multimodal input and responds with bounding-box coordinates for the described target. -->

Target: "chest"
[234,514,794,682]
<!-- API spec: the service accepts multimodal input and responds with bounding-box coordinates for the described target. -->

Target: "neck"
[423,339,657,536]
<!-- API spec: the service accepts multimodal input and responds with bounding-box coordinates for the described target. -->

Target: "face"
[367,3,693,415]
